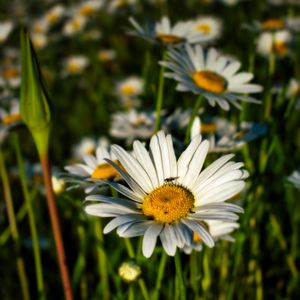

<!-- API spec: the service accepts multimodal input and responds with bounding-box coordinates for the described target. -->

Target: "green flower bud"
[118,260,142,283]
[20,28,51,156]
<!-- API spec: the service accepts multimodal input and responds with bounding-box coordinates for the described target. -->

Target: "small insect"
[164,176,179,183]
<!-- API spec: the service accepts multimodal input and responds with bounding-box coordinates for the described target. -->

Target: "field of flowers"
[1,0,300,299]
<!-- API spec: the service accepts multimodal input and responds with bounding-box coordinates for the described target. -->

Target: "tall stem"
[154,52,166,133]
[14,134,45,299]
[184,94,203,144]
[175,252,186,300]
[0,149,30,300]
[153,251,168,300]
[39,153,73,300]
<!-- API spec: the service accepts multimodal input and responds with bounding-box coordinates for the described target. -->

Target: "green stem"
[93,219,110,300]
[128,285,134,300]
[190,251,199,297]
[184,94,203,144]
[154,53,166,133]
[0,149,31,300]
[174,252,186,300]
[124,238,135,259]
[14,134,45,299]
[153,251,168,300]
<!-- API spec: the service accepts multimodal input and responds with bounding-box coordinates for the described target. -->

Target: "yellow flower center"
[91,161,121,180]
[261,19,284,30]
[142,184,195,224]
[201,123,217,133]
[156,34,183,44]
[67,62,81,73]
[80,5,96,16]
[192,70,227,94]
[70,18,82,30]
[194,23,211,34]
[273,41,288,55]
[46,13,59,24]
[2,113,21,125]
[121,84,135,96]
[3,68,19,79]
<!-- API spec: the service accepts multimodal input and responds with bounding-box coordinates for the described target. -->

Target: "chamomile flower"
[191,116,267,152]
[0,21,13,43]
[62,55,89,75]
[63,15,87,36]
[76,0,104,16]
[182,220,239,254]
[85,131,247,258]
[116,76,144,99]
[97,49,117,62]
[256,30,292,57]
[65,142,120,193]
[160,44,262,110]
[129,16,210,46]
[0,63,21,89]
[44,4,66,24]
[110,109,155,145]
[249,18,287,32]
[73,137,109,159]
[287,169,300,189]
[31,33,48,50]
[191,16,222,43]
[52,176,66,195]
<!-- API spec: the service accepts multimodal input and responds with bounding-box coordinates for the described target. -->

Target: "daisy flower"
[65,141,120,193]
[110,109,155,145]
[0,21,13,43]
[76,0,104,17]
[72,137,109,159]
[191,116,267,152]
[31,33,48,50]
[191,16,222,43]
[256,30,292,57]
[44,4,66,24]
[63,15,87,36]
[62,55,89,75]
[116,76,144,99]
[160,44,262,110]
[129,16,210,46]
[182,220,239,254]
[287,169,300,190]
[85,131,247,257]
[97,49,117,62]
[0,63,21,89]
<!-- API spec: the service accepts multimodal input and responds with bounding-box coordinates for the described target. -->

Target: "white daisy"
[62,55,89,75]
[191,116,267,153]
[31,33,48,50]
[287,169,300,190]
[0,21,13,43]
[76,0,104,16]
[63,15,87,36]
[256,30,292,57]
[182,220,239,254]
[97,49,117,62]
[110,109,155,145]
[65,142,120,193]
[0,63,21,89]
[160,44,262,110]
[116,76,144,99]
[52,175,66,195]
[85,131,247,258]
[129,16,210,45]
[191,16,222,43]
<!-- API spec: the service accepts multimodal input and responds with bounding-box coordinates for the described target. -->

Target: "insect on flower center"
[192,70,227,94]
[91,161,121,180]
[194,24,211,34]
[142,184,195,224]
[2,113,21,125]
[261,19,284,30]
[156,34,183,44]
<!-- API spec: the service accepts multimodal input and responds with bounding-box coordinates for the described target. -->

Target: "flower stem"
[154,53,166,133]
[39,153,73,300]
[14,134,45,299]
[175,252,186,300]
[93,219,110,300]
[190,251,199,297]
[184,94,203,144]
[153,251,168,300]
[0,149,31,300]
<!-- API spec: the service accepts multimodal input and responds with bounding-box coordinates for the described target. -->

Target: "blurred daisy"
[97,49,117,62]
[129,16,210,45]
[52,175,65,195]
[191,116,267,152]
[0,21,13,43]
[286,78,300,99]
[72,137,109,159]
[119,260,141,283]
[63,55,89,75]
[256,30,292,57]
[85,131,247,257]
[63,16,87,36]
[65,142,120,193]
[32,18,50,34]
[44,4,65,24]
[110,109,154,145]
[250,18,286,32]
[160,44,262,110]
[182,220,239,254]
[31,33,48,50]
[0,64,21,89]
[77,0,104,16]
[107,0,137,14]
[287,169,300,189]
[191,16,222,43]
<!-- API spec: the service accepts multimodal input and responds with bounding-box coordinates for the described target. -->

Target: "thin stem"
[93,219,110,300]
[153,251,168,300]
[124,238,135,259]
[14,134,45,299]
[190,251,199,298]
[174,252,186,300]
[0,149,31,300]
[39,153,73,300]
[184,94,203,144]
[154,52,166,133]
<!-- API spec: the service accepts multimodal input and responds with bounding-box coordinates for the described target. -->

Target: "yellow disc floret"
[192,70,227,94]
[91,161,121,180]
[2,114,21,125]
[156,34,183,44]
[261,19,284,30]
[195,24,211,34]
[142,184,195,223]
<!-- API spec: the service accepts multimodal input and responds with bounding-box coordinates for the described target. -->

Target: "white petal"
[142,223,163,258]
